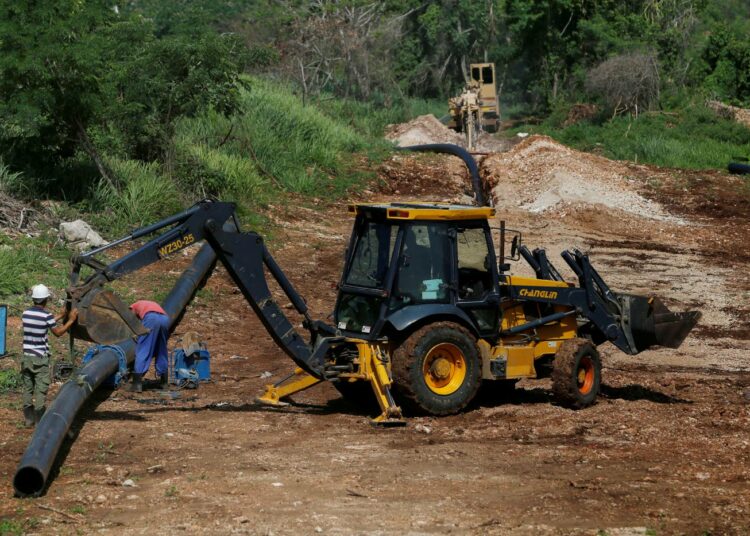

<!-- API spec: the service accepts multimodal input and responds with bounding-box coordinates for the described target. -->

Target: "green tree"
[391,0,500,98]
[105,32,250,162]
[700,25,750,105]
[0,1,135,192]
[0,0,249,198]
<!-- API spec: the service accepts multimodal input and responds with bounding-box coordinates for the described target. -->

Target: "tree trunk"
[75,118,120,191]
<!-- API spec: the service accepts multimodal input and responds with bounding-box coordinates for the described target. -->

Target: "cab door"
[453,223,500,337]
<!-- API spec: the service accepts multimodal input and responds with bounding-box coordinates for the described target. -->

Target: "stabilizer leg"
[358,344,404,427]
[256,367,322,406]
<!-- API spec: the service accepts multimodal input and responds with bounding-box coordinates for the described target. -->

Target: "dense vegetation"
[513,103,750,170]
[0,0,748,241]
[145,0,750,108]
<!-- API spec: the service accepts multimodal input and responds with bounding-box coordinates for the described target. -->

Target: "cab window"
[481,66,493,84]
[344,220,397,289]
[391,223,451,307]
[456,226,492,300]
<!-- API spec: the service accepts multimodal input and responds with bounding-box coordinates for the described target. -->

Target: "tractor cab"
[334,202,501,341]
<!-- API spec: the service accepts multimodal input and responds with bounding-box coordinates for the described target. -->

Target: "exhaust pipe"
[13,242,218,497]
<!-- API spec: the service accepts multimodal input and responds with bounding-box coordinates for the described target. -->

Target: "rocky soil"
[0,133,748,535]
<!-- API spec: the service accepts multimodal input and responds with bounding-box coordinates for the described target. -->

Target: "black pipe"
[13,241,218,497]
[728,162,750,175]
[398,144,486,206]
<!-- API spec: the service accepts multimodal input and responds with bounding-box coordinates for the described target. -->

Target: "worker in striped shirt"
[21,284,78,427]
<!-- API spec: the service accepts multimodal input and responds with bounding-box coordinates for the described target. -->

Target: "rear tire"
[551,338,601,409]
[392,322,481,415]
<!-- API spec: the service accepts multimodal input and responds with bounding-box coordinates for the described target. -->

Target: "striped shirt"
[22,306,56,358]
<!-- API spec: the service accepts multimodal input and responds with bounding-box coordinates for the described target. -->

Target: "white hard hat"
[31,284,51,300]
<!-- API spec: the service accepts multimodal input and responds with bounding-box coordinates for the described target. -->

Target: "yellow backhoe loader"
[67,195,699,425]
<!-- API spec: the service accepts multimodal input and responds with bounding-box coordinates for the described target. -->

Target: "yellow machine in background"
[448,63,501,148]
[469,62,501,133]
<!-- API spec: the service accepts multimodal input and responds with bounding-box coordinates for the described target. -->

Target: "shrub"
[585,53,660,116]
[0,368,21,393]
[0,160,27,196]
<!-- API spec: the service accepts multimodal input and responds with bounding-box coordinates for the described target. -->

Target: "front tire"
[551,338,601,409]
[392,322,481,415]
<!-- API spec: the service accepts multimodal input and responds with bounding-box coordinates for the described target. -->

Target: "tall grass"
[516,103,750,169]
[80,79,442,234]
[0,160,26,196]
[173,78,374,203]
[91,158,182,233]
[0,236,69,297]
[315,95,445,139]
[79,78,431,235]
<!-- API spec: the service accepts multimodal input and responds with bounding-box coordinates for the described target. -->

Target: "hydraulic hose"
[398,143,486,206]
[13,242,218,497]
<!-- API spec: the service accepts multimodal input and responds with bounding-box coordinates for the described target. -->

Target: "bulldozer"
[66,194,699,425]
[448,63,501,148]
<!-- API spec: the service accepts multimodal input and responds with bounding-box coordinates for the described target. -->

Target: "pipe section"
[398,144,486,206]
[13,242,218,497]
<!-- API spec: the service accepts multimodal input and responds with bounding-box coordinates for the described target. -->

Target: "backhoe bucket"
[71,288,147,345]
[619,294,701,354]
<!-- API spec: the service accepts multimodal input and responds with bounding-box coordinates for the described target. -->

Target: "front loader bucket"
[71,288,148,345]
[619,294,701,354]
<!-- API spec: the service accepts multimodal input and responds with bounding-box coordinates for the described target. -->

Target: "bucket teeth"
[653,309,701,349]
[620,294,701,354]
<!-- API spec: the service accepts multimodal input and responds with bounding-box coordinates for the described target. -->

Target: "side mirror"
[493,221,522,272]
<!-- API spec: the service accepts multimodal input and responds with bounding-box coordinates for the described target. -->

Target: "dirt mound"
[707,100,750,128]
[377,153,472,203]
[385,114,465,147]
[386,114,514,153]
[482,135,681,222]
[563,103,599,126]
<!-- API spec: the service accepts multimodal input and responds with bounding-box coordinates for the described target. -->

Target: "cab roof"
[349,202,495,221]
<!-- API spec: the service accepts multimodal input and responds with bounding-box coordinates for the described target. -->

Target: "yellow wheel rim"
[422,343,467,395]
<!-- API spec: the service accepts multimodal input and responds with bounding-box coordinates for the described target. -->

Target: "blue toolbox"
[170,347,211,385]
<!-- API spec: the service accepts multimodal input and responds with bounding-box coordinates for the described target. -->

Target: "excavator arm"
[67,200,330,377]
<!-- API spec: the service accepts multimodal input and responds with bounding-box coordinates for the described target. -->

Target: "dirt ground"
[1,137,749,535]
